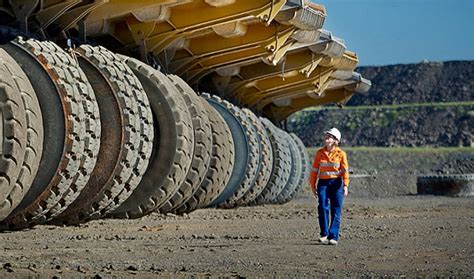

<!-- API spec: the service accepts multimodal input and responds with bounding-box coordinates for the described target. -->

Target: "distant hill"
[287,61,474,147]
[288,104,473,147]
[348,60,474,106]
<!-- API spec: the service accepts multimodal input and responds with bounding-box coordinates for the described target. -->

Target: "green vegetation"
[290,102,474,120]
[295,101,474,114]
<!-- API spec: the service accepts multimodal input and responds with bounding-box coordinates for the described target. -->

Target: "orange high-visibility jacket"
[309,146,349,191]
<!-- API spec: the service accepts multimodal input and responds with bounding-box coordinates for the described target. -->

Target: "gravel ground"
[0,195,472,277]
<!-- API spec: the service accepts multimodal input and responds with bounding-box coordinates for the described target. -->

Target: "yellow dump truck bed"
[0,0,370,122]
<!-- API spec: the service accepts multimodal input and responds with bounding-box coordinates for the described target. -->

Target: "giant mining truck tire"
[98,54,154,215]
[417,174,474,197]
[51,45,153,225]
[109,57,194,219]
[0,51,28,220]
[252,118,292,205]
[174,97,235,214]
[236,109,273,206]
[273,130,303,204]
[282,133,311,202]
[1,38,100,230]
[157,75,212,214]
[202,94,259,209]
[0,49,43,222]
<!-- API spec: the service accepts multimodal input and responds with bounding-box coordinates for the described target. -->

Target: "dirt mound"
[350,60,474,106]
[287,60,474,148]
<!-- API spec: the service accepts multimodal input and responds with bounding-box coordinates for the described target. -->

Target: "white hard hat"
[325,127,341,142]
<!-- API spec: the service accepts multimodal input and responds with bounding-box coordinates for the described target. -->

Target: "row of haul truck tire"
[0,37,311,231]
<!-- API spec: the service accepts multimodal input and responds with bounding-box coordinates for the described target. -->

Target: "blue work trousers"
[317,177,344,241]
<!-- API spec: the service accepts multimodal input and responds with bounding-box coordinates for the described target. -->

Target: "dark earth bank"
[350,60,474,106]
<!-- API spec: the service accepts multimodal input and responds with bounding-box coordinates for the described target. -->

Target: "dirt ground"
[0,194,472,277]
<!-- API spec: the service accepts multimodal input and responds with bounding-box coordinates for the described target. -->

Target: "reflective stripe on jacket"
[309,146,349,191]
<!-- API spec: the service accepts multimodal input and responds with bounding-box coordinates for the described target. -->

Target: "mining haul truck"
[0,0,371,230]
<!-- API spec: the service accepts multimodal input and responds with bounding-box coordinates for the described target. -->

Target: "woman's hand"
[343,186,348,197]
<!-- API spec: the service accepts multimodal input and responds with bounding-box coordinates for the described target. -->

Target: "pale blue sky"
[315,0,474,66]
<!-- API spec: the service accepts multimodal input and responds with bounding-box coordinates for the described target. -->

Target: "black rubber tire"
[0,41,65,223]
[417,174,473,197]
[174,98,234,214]
[51,45,153,225]
[0,49,43,222]
[235,109,273,206]
[253,118,292,205]
[202,94,259,209]
[92,53,154,215]
[109,57,193,219]
[46,47,102,218]
[158,75,212,214]
[0,52,28,221]
[1,38,100,230]
[273,131,303,203]
[282,133,311,202]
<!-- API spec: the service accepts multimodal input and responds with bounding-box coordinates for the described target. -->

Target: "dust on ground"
[0,195,472,277]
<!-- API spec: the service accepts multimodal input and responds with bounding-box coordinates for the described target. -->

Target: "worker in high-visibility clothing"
[309,128,349,245]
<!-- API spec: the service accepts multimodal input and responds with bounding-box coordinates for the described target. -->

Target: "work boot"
[318,236,329,244]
